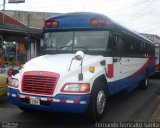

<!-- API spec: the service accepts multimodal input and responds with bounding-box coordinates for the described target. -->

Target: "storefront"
[0,23,42,95]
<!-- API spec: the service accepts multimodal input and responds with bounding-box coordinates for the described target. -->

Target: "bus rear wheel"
[86,82,108,122]
[139,76,149,89]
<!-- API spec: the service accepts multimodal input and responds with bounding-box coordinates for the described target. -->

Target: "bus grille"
[22,71,60,95]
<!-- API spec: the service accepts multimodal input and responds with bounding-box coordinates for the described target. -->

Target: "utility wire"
[137,20,160,30]
[107,0,154,15]
[116,1,160,26]
[142,23,160,32]
[123,0,156,22]
[3,0,153,13]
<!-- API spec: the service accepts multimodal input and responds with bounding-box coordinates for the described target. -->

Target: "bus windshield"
[43,31,110,54]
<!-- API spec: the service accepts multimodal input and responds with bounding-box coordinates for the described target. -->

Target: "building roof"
[0,12,25,26]
[0,12,42,35]
[0,23,42,35]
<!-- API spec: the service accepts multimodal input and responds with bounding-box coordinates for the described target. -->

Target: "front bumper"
[8,88,90,113]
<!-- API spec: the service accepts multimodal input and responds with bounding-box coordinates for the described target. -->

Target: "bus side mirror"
[24,36,30,50]
[75,51,84,61]
[75,51,84,81]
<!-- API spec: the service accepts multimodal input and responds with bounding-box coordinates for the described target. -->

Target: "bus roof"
[44,12,112,30]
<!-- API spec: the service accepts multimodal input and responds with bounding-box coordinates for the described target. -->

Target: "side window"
[145,43,153,56]
[112,32,154,57]
[130,38,134,54]
[107,32,114,54]
[133,39,138,54]
[125,36,131,54]
[140,41,145,55]
[125,36,139,56]
[117,37,125,53]
[114,35,125,55]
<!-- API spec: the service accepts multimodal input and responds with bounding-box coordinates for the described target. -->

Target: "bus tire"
[139,76,149,90]
[86,81,108,122]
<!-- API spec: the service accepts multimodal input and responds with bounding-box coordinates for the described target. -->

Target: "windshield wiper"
[57,45,72,50]
[57,40,73,50]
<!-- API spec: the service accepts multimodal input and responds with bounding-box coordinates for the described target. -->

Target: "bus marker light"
[91,18,98,27]
[52,21,59,27]
[98,18,107,26]
[80,84,90,92]
[45,21,52,28]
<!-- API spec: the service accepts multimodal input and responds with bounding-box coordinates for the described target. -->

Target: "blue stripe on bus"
[107,65,154,95]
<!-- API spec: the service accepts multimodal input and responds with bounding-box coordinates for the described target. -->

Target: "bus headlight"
[9,78,19,88]
[61,83,90,93]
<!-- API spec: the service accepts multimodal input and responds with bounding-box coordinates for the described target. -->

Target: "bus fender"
[92,74,108,93]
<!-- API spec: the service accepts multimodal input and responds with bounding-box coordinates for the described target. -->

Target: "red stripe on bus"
[16,94,20,98]
[47,98,53,102]
[74,100,80,104]
[131,57,155,76]
[60,100,66,103]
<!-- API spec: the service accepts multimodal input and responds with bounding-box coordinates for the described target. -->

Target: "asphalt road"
[0,78,160,128]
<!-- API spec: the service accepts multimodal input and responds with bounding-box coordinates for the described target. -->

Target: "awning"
[0,23,42,35]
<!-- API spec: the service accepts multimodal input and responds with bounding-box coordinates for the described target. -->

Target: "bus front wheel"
[86,82,108,122]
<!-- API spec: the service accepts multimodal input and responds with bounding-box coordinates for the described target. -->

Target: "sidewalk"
[150,104,160,121]
[149,89,160,122]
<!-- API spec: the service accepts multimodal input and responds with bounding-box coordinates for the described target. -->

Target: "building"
[0,11,42,70]
[140,33,160,44]
[141,33,160,73]
[0,11,43,88]
[4,10,59,28]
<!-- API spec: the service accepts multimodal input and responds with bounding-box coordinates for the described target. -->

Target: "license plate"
[29,97,40,105]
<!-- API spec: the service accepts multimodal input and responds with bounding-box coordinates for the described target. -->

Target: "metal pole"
[16,42,18,63]
[2,0,6,24]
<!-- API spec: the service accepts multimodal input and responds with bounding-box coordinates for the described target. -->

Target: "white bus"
[8,12,155,121]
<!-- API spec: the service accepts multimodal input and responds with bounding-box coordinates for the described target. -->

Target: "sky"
[0,0,160,36]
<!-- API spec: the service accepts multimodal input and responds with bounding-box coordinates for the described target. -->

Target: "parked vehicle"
[0,74,7,96]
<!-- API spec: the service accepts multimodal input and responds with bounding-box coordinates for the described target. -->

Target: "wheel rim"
[97,90,106,115]
[145,77,148,87]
